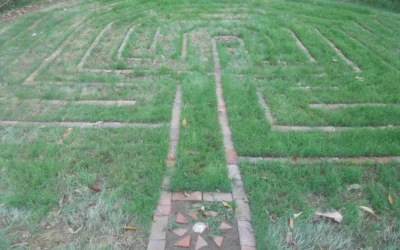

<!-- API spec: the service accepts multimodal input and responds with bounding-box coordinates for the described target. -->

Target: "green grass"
[240,160,400,249]
[0,0,400,248]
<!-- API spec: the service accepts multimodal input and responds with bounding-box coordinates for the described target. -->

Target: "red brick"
[149,216,168,240]
[226,149,238,164]
[203,192,233,202]
[236,199,251,221]
[228,164,242,180]
[159,191,171,206]
[238,221,256,247]
[147,240,166,250]
[155,205,171,216]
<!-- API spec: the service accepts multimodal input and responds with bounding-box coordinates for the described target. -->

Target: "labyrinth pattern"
[1,2,400,249]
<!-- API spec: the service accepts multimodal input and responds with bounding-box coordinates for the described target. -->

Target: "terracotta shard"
[187,211,198,220]
[172,228,189,237]
[195,235,208,250]
[176,212,189,224]
[219,222,233,230]
[174,235,191,248]
[213,236,223,248]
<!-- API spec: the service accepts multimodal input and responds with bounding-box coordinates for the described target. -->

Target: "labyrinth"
[1,0,400,249]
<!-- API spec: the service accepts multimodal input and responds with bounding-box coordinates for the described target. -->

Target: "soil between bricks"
[166,201,240,250]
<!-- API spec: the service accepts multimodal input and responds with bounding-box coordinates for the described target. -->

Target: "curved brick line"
[23,23,86,84]
[166,84,182,167]
[117,25,135,61]
[77,22,114,69]
[257,88,400,131]
[315,28,361,73]
[289,29,316,62]
[150,27,161,52]
[212,37,257,250]
[373,20,393,33]
[0,121,166,128]
[1,99,136,106]
[181,33,187,60]
[352,21,373,35]
[239,156,400,164]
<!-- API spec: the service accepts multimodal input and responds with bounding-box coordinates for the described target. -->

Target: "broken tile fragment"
[213,236,224,248]
[174,235,191,248]
[187,211,198,220]
[176,212,189,224]
[195,235,208,250]
[172,228,189,237]
[219,222,233,230]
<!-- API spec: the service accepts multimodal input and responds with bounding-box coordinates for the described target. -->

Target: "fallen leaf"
[315,211,343,223]
[269,213,278,222]
[57,139,63,145]
[222,201,232,208]
[310,215,321,223]
[114,202,119,211]
[347,184,362,191]
[123,225,137,230]
[58,194,64,208]
[184,191,190,197]
[359,206,377,217]
[153,215,158,222]
[289,218,294,229]
[294,212,302,219]
[332,58,338,62]
[68,226,83,234]
[388,194,394,205]
[89,185,102,192]
[182,118,188,126]
[62,128,73,138]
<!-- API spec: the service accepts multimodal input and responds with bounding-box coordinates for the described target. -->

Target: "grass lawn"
[0,0,399,248]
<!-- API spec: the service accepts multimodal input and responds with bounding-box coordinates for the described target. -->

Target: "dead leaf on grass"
[315,211,343,223]
[58,194,64,208]
[114,202,119,211]
[294,212,302,219]
[182,118,188,126]
[388,194,394,205]
[68,226,83,234]
[286,231,299,250]
[269,213,278,222]
[347,184,361,191]
[62,128,73,138]
[289,218,294,229]
[89,185,102,192]
[310,215,321,223]
[124,225,137,230]
[57,139,63,145]
[222,201,232,208]
[359,206,377,217]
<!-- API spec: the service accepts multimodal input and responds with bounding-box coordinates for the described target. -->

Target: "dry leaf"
[57,139,63,145]
[310,215,321,223]
[315,211,343,223]
[388,194,394,205]
[269,213,278,222]
[184,192,190,197]
[222,201,232,208]
[294,212,302,219]
[68,226,83,234]
[58,194,64,208]
[124,225,137,230]
[347,184,361,191]
[89,185,102,192]
[62,128,73,138]
[332,58,338,62]
[182,118,188,126]
[114,202,119,211]
[153,215,158,222]
[289,218,294,229]
[359,206,377,217]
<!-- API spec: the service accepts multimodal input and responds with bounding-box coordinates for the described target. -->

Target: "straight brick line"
[181,33,187,60]
[23,23,85,84]
[239,156,400,164]
[23,81,153,86]
[309,103,400,109]
[117,25,135,61]
[352,21,373,35]
[28,16,44,30]
[373,19,393,33]
[212,37,256,249]
[77,22,113,69]
[147,84,182,250]
[315,28,361,73]
[257,89,400,132]
[150,27,161,52]
[1,99,136,106]
[289,29,316,62]
[0,121,165,128]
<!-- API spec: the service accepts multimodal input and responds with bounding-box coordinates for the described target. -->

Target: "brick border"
[117,25,135,60]
[288,29,315,62]
[150,27,161,52]
[181,33,187,60]
[0,99,137,106]
[212,37,257,250]
[315,28,361,72]
[256,88,400,132]
[239,156,400,164]
[0,121,166,128]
